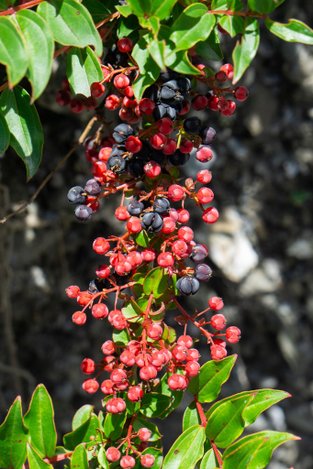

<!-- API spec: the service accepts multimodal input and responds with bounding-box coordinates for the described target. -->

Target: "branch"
[0,0,43,16]
[0,116,98,224]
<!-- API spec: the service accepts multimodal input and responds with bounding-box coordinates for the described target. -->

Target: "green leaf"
[122,302,142,323]
[72,405,93,431]
[37,0,102,56]
[134,230,151,248]
[133,416,162,442]
[163,425,206,469]
[143,267,168,297]
[200,448,221,469]
[219,14,244,37]
[97,447,109,468]
[195,29,223,61]
[70,444,88,469]
[127,0,152,17]
[117,15,139,38]
[265,18,313,45]
[140,393,173,419]
[24,385,56,458]
[0,17,28,87]
[103,411,126,440]
[0,111,10,155]
[155,374,182,417]
[27,445,53,469]
[170,4,216,51]
[0,87,44,178]
[112,328,130,345]
[205,389,290,448]
[148,39,166,71]
[63,415,99,450]
[66,46,103,97]
[0,397,28,469]
[132,35,161,99]
[166,49,201,75]
[248,0,285,13]
[182,401,201,431]
[223,431,299,469]
[15,10,54,101]
[149,0,178,20]
[188,355,237,402]
[82,0,116,22]
[115,3,133,17]
[232,18,260,83]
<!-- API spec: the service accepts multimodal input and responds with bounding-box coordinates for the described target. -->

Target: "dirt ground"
[0,2,312,467]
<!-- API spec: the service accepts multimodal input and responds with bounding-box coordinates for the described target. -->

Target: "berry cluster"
[65,40,244,467]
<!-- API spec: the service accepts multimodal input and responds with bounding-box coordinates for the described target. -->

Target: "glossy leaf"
[37,0,102,55]
[223,431,298,469]
[0,397,28,469]
[182,401,201,431]
[148,39,166,71]
[196,30,223,61]
[16,10,54,101]
[200,448,221,469]
[0,111,10,155]
[66,46,103,97]
[0,17,28,87]
[188,355,237,402]
[166,49,201,75]
[265,18,313,45]
[117,15,139,38]
[232,18,260,83]
[248,0,285,13]
[163,425,205,469]
[103,411,126,440]
[132,36,161,99]
[134,230,150,248]
[219,14,244,37]
[127,0,152,16]
[205,389,290,448]
[112,328,130,345]
[155,373,182,418]
[97,447,109,468]
[63,415,99,450]
[140,393,173,419]
[133,416,162,442]
[27,445,53,469]
[122,302,142,323]
[143,267,168,297]
[170,4,216,51]
[70,444,88,469]
[82,0,116,22]
[24,385,56,458]
[72,405,93,431]
[0,86,44,179]
[150,0,178,20]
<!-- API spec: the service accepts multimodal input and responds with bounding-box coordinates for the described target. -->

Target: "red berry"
[95,264,111,279]
[141,454,155,468]
[177,208,190,224]
[208,95,219,111]
[172,345,188,362]
[137,428,152,441]
[210,313,226,330]
[81,358,96,374]
[82,378,99,393]
[115,206,130,221]
[72,311,87,325]
[226,326,241,343]
[127,385,144,401]
[180,139,193,154]
[172,239,189,258]
[197,187,214,204]
[168,373,188,391]
[120,350,136,366]
[127,216,142,233]
[220,63,234,80]
[113,73,130,89]
[215,70,227,82]
[93,237,110,255]
[106,446,121,462]
[177,335,193,348]
[210,344,227,360]
[92,303,109,319]
[66,285,80,298]
[202,207,219,224]
[208,296,224,311]
[142,249,156,262]
[185,361,200,377]
[101,340,115,355]
[157,252,174,267]
[120,455,135,468]
[77,291,93,306]
[186,348,200,361]
[178,226,194,243]
[106,397,126,413]
[110,368,127,384]
[105,94,121,110]
[139,98,155,115]
[123,85,134,98]
[197,169,212,184]
[147,322,163,340]
[192,95,208,110]
[108,309,128,330]
[90,81,105,98]
[125,135,142,153]
[117,37,133,53]
[139,365,158,381]
[149,132,167,150]
[196,146,213,163]
[234,86,249,102]
[161,217,176,234]
[163,138,177,155]
[156,117,173,135]
[168,184,185,202]
[144,161,161,178]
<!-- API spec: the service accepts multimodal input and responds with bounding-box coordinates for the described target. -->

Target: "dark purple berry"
[67,186,86,204]
[153,197,170,213]
[84,179,101,195]
[195,264,212,281]
[176,276,200,295]
[141,212,163,232]
[127,199,144,216]
[190,244,209,262]
[183,117,202,134]
[74,205,93,221]
[107,155,126,173]
[202,127,216,145]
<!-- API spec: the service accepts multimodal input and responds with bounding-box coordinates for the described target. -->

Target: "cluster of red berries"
[64,40,245,466]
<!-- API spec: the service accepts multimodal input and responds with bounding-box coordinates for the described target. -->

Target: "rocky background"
[0,1,312,467]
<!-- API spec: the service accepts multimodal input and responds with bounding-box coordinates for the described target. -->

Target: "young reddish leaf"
[63,415,99,450]
[265,18,313,45]
[182,401,201,431]
[200,448,222,469]
[26,444,53,469]
[37,0,103,55]
[0,86,43,179]
[66,46,103,97]
[0,17,28,87]
[103,411,126,440]
[24,385,57,458]
[205,389,290,447]
[70,444,88,469]
[232,18,260,83]
[71,405,93,431]
[0,111,10,155]
[188,355,237,402]
[223,431,299,468]
[16,10,54,101]
[0,397,28,469]
[170,4,216,51]
[163,425,206,469]
[140,393,173,419]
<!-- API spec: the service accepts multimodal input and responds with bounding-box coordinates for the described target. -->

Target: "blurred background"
[0,1,312,467]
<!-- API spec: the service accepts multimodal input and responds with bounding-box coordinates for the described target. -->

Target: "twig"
[0,0,43,16]
[0,116,98,224]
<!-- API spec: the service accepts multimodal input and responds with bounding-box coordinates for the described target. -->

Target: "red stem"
[208,8,266,18]
[0,0,43,15]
